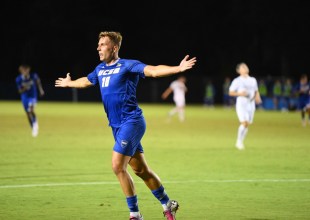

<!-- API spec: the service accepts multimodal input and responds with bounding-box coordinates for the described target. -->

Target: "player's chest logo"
[22,80,34,88]
[98,67,121,88]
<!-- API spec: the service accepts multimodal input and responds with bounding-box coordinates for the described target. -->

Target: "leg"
[129,152,179,219]
[175,99,185,122]
[112,151,142,219]
[29,105,39,137]
[129,152,161,190]
[236,121,249,150]
[168,107,178,117]
[112,151,135,196]
[301,108,307,126]
[235,104,249,150]
[177,106,185,122]
[26,111,33,127]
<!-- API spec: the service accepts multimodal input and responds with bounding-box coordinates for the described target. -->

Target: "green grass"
[0,101,309,220]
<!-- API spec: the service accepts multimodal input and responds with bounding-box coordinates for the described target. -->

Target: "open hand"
[179,55,197,72]
[55,73,71,87]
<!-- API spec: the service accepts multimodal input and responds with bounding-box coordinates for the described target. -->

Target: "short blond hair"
[98,31,122,49]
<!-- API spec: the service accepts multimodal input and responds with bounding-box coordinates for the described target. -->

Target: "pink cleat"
[163,200,179,220]
[129,214,143,220]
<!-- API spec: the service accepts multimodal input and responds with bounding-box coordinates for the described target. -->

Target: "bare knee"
[132,166,152,179]
[241,122,249,128]
[112,161,126,175]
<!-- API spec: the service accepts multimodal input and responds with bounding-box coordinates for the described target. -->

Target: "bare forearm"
[255,91,262,104]
[68,77,90,88]
[62,77,92,88]
[144,65,181,78]
[144,55,196,78]
[36,80,44,92]
[229,91,241,97]
[162,88,172,99]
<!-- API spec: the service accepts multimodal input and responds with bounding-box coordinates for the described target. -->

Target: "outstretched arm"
[161,87,173,100]
[55,73,93,88]
[144,55,196,78]
[255,91,262,104]
[36,77,45,96]
[229,91,247,97]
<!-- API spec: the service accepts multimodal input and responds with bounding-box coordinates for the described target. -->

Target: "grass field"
[0,101,309,220]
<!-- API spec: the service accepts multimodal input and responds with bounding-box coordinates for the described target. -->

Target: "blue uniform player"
[16,64,44,137]
[294,74,310,126]
[55,31,196,220]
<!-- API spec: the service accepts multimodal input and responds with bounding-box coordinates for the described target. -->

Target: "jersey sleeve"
[127,60,147,78]
[33,73,39,81]
[87,69,99,85]
[229,79,238,92]
[15,77,22,90]
[254,78,258,91]
[170,81,176,90]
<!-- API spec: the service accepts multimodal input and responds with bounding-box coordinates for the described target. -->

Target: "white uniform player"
[229,63,262,150]
[170,80,186,107]
[162,76,187,122]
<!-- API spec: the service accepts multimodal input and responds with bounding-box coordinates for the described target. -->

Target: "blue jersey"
[294,82,310,101]
[16,73,39,99]
[87,59,147,127]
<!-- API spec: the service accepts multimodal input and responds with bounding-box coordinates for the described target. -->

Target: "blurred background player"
[257,78,267,110]
[161,75,187,122]
[302,90,310,126]
[15,64,44,137]
[294,74,310,126]
[229,63,262,150]
[203,79,216,108]
[272,79,282,110]
[222,76,234,108]
[282,78,293,111]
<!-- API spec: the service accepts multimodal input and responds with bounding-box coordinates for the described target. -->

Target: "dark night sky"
[1,0,310,85]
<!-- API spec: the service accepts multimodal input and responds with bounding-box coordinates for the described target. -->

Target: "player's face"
[179,77,186,83]
[300,77,308,84]
[19,66,30,76]
[97,37,117,62]
[238,64,249,75]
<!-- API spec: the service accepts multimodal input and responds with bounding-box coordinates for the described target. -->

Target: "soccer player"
[294,74,310,126]
[303,91,310,126]
[161,75,187,122]
[55,31,196,220]
[16,64,45,137]
[272,79,283,110]
[222,76,234,108]
[229,63,261,150]
[257,79,267,110]
[203,79,216,108]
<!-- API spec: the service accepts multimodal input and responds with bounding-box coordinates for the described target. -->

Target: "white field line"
[0,179,310,189]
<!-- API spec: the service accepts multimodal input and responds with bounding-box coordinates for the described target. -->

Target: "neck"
[106,56,119,66]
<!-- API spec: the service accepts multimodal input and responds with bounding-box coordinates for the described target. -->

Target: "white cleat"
[235,141,244,150]
[32,122,39,137]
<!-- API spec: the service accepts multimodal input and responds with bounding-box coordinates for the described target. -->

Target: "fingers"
[67,73,70,78]
[183,55,197,64]
[55,79,63,87]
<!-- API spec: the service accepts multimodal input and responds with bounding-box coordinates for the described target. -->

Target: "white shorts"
[236,102,255,123]
[174,97,185,108]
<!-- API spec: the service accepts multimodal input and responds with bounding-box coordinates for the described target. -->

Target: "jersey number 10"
[102,76,111,87]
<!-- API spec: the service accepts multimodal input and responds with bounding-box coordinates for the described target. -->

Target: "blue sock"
[151,185,170,205]
[126,195,139,212]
